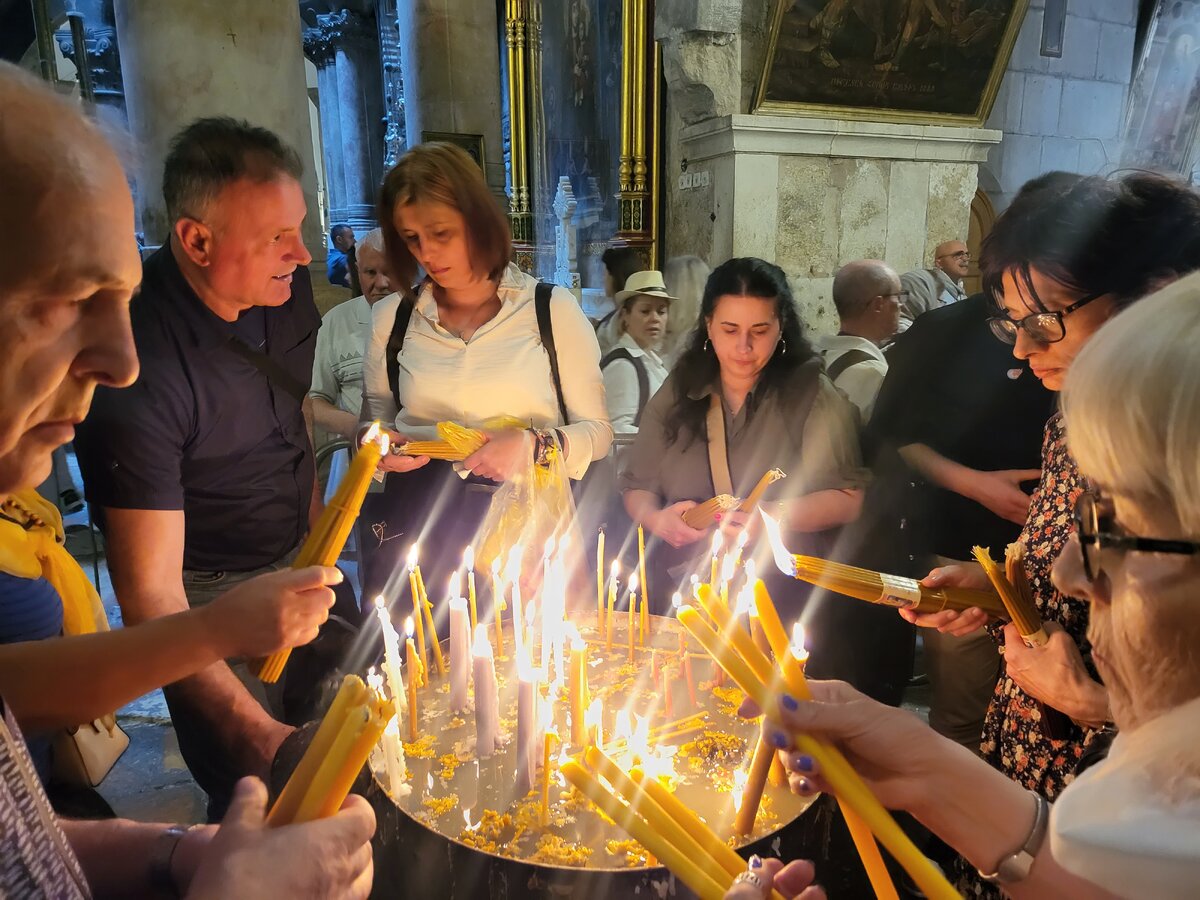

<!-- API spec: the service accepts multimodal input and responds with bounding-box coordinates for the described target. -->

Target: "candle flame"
[373,594,386,611]
[449,571,462,600]
[791,622,809,662]
[671,591,682,611]
[735,583,754,618]
[731,766,750,814]
[745,558,757,585]
[614,709,632,743]
[539,697,555,731]
[632,714,650,755]
[490,556,502,576]
[363,421,389,454]
[472,623,493,658]
[629,571,639,594]
[367,666,383,692]
[689,573,700,587]
[757,509,798,577]
[710,530,723,556]
[404,616,414,639]
[505,544,523,582]
[610,559,620,577]
[720,552,736,585]
[463,545,474,571]
[406,543,419,571]
[735,529,750,550]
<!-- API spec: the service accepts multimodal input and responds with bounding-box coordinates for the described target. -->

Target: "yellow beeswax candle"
[637,525,648,640]
[407,548,428,677]
[464,545,478,635]
[416,566,446,676]
[405,619,419,742]
[596,528,605,630]
[561,759,726,900]
[568,635,587,746]
[627,572,638,664]
[606,562,618,652]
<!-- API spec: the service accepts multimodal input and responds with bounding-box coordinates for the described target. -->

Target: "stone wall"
[980,0,1138,209]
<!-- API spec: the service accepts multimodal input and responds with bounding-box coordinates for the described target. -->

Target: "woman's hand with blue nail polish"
[722,856,826,900]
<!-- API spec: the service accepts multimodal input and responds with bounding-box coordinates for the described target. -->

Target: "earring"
[703,338,710,352]
[779,338,787,355]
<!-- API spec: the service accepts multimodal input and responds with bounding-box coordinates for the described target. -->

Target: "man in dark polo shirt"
[75,117,321,820]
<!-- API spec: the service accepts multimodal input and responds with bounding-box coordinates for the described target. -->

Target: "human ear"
[174,217,214,268]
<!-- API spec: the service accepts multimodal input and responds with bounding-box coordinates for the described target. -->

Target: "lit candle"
[380,714,405,797]
[407,545,428,680]
[506,545,524,664]
[258,425,388,682]
[584,697,603,749]
[732,529,749,569]
[448,586,471,714]
[568,628,588,746]
[516,658,537,796]
[719,553,736,610]
[539,708,557,826]
[490,557,505,658]
[472,624,501,756]
[709,531,722,587]
[627,571,639,663]
[417,564,446,676]
[606,561,619,652]
[464,546,478,635]
[596,527,605,632]
[736,735,775,836]
[637,524,648,643]
[373,595,406,710]
[404,617,419,741]
[674,593,698,710]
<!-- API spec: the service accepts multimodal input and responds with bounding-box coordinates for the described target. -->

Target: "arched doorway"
[965,188,996,296]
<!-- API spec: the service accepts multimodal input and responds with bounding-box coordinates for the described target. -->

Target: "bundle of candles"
[259,423,390,683]
[675,577,962,900]
[394,421,486,461]
[362,531,814,872]
[268,674,396,825]
[759,509,1009,619]
[682,494,740,529]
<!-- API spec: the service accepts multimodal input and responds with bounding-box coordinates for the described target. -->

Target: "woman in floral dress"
[905,171,1200,896]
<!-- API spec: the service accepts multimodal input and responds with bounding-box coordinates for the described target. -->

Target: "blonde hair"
[1062,271,1200,536]
[662,255,711,357]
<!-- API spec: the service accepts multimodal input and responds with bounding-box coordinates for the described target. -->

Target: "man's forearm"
[783,489,862,532]
[899,443,973,495]
[61,817,170,899]
[311,396,359,440]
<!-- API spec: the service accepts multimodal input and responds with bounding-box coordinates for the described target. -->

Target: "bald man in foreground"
[0,61,373,899]
[898,239,971,331]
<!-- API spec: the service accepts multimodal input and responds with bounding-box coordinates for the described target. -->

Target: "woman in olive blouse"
[620,258,867,627]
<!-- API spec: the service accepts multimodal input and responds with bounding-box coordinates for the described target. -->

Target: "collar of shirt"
[816,332,887,362]
[350,294,374,326]
[614,331,664,366]
[412,263,531,332]
[929,267,965,297]
[152,244,317,352]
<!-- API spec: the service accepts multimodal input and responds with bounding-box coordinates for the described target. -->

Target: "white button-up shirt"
[363,264,612,478]
[602,332,669,434]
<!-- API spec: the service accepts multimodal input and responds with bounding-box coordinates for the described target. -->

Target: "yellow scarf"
[0,490,109,637]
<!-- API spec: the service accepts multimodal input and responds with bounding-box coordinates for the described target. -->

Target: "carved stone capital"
[55,23,123,95]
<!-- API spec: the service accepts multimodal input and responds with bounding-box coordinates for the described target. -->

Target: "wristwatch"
[979,792,1050,884]
[148,825,191,898]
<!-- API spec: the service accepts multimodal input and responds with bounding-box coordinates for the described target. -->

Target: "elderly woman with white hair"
[726,277,1200,900]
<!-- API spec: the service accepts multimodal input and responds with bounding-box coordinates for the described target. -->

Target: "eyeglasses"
[938,250,970,261]
[1073,490,1200,582]
[878,290,910,302]
[987,292,1105,345]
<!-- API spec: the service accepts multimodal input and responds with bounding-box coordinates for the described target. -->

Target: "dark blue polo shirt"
[76,245,320,572]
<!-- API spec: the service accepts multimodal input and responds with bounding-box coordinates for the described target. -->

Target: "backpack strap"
[385,286,420,409]
[600,347,651,427]
[826,347,876,382]
[534,282,571,426]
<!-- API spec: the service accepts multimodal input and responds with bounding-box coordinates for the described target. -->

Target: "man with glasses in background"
[898,239,971,332]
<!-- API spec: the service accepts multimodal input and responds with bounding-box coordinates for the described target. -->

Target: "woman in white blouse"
[361,143,612,593]
[735,278,1200,900]
[601,270,672,435]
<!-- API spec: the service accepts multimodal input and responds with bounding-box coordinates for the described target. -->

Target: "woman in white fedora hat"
[602,270,674,434]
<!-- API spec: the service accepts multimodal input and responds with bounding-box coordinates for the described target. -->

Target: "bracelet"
[978,791,1050,885]
[529,428,556,468]
[148,825,190,898]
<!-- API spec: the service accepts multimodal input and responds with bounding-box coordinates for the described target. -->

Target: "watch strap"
[979,792,1050,885]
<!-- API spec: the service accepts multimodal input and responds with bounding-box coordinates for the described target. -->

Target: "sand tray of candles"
[370,611,816,871]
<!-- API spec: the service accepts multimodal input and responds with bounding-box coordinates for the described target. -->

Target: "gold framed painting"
[752,0,1030,126]
[421,131,486,171]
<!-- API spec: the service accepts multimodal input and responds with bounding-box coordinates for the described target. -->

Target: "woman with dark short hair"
[620,258,867,632]
[361,143,611,597]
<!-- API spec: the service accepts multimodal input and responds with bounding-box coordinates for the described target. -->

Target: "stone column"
[303,8,387,234]
[55,0,127,132]
[396,0,505,198]
[113,0,321,251]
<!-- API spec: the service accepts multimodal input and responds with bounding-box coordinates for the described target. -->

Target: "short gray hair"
[832,260,898,319]
[357,227,385,257]
[162,116,302,223]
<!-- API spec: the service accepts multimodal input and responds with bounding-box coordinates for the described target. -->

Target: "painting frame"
[752,0,1030,127]
[421,131,486,171]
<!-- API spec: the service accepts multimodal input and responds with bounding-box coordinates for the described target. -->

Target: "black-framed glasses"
[879,290,910,302]
[938,250,971,261]
[987,292,1105,345]
[1073,490,1200,582]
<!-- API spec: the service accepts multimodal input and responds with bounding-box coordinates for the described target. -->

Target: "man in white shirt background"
[309,227,394,442]
[817,259,901,422]
[898,239,970,331]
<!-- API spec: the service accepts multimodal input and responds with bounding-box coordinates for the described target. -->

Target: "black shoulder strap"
[386,289,419,409]
[600,347,651,427]
[827,347,875,382]
[534,282,570,426]
[226,335,308,402]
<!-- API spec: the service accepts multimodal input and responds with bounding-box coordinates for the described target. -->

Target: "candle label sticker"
[878,573,921,608]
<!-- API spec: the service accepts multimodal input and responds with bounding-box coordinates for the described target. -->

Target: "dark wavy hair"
[664,257,814,448]
[982,170,1200,313]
